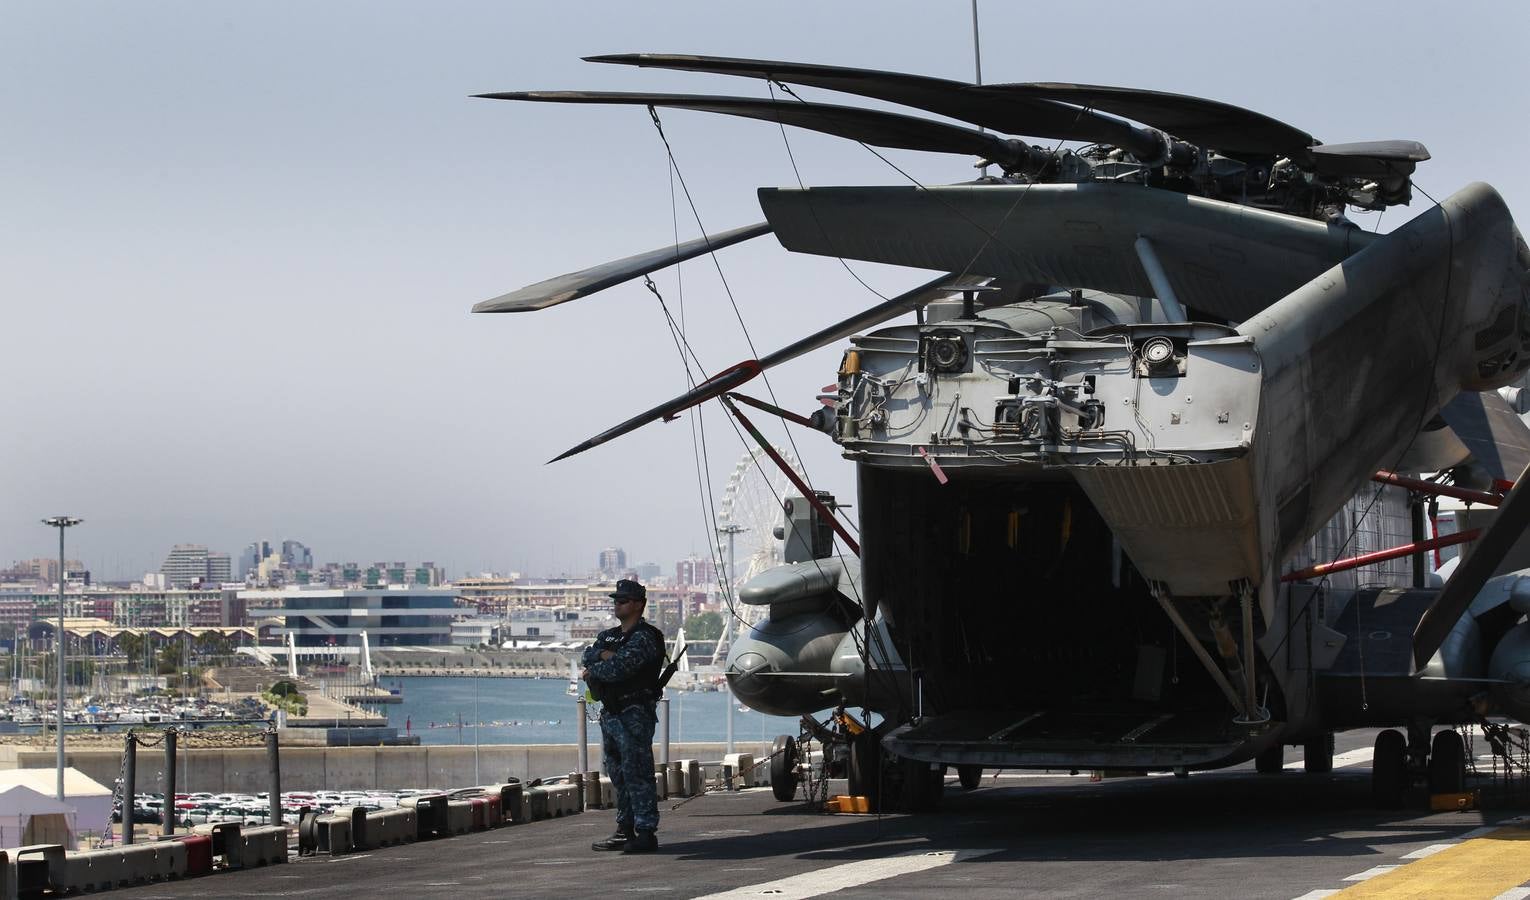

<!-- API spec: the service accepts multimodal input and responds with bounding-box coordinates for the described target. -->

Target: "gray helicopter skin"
[474,54,1530,789]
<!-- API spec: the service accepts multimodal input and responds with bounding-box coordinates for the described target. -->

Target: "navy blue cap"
[610,579,647,601]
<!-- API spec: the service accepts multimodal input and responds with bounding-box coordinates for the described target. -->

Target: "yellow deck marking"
[1335,827,1530,898]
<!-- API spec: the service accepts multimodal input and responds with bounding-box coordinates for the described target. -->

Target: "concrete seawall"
[0,741,773,794]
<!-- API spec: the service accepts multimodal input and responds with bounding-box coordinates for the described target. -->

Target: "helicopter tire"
[770,734,799,802]
[957,764,983,790]
[1255,743,1283,774]
[1372,728,1408,808]
[847,732,883,809]
[1303,732,1335,774]
[1428,729,1465,795]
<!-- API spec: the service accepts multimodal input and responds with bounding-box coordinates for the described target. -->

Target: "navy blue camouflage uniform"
[582,619,663,833]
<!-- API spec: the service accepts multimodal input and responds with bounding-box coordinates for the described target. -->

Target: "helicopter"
[471,54,1530,810]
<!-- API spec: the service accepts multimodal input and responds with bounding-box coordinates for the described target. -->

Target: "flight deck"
[107,730,1530,900]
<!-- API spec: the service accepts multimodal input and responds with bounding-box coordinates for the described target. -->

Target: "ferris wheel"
[712,445,802,664]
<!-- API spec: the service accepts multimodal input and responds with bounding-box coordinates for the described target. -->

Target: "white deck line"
[1343,865,1400,881]
[692,849,999,900]
[1283,747,1375,771]
[1401,843,1456,859]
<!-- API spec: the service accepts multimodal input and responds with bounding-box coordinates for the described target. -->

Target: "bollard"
[659,695,670,766]
[162,729,177,837]
[666,761,683,797]
[122,733,137,846]
[569,772,586,813]
[576,696,589,780]
[265,731,282,831]
[583,771,601,810]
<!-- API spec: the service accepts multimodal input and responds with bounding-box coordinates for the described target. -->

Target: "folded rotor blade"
[476,91,1030,169]
[472,221,771,313]
[585,53,1157,156]
[990,82,1316,158]
[758,182,1378,324]
[550,359,763,463]
[549,272,962,462]
[1308,139,1431,179]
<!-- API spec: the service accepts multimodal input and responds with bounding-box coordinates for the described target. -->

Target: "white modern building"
[241,585,460,647]
[450,616,498,646]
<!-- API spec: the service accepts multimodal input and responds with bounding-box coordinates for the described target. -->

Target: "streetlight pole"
[42,515,82,803]
[716,523,744,754]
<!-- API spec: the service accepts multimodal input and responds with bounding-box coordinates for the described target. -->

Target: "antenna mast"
[971,0,988,177]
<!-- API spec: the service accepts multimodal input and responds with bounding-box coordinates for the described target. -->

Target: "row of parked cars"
[113,788,439,827]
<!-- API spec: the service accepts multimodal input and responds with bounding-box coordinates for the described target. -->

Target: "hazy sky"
[4,1,1527,580]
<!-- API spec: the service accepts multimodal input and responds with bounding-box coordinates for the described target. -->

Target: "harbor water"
[381,676,803,746]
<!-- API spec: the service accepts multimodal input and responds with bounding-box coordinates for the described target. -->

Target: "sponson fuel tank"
[724,556,906,716]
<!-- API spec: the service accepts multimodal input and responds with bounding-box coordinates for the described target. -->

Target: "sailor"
[582,578,664,853]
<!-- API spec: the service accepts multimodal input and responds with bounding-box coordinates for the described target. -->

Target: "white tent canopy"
[0,784,74,848]
[0,768,113,849]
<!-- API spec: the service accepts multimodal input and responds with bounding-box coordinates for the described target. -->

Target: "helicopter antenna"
[971,0,983,87]
[971,0,987,177]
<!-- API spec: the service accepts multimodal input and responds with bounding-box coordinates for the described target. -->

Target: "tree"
[683,611,723,641]
[155,643,185,676]
[117,632,145,672]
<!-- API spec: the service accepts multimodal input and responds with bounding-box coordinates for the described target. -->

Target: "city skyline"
[4,537,730,586]
[5,2,1526,586]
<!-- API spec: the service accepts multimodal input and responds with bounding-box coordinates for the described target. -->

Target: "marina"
[381,676,800,747]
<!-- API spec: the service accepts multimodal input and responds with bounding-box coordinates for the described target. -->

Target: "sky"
[3,1,1527,581]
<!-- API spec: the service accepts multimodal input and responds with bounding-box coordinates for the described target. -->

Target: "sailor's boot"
[622,830,658,853]
[592,825,634,851]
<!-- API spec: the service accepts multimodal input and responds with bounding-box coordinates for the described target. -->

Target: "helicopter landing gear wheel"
[770,734,799,802]
[847,732,883,810]
[1372,728,1408,808]
[1255,743,1283,774]
[1428,729,1465,795]
[1303,732,1335,774]
[957,764,983,790]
